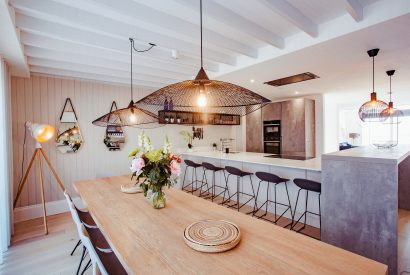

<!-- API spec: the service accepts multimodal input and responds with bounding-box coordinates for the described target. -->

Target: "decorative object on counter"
[158,110,240,125]
[183,220,241,253]
[192,126,203,140]
[56,98,84,154]
[349,133,360,145]
[135,0,270,116]
[180,130,193,150]
[93,38,158,128]
[128,131,181,209]
[120,182,143,194]
[373,70,403,149]
[220,138,235,153]
[14,122,66,235]
[212,142,217,151]
[358,48,388,122]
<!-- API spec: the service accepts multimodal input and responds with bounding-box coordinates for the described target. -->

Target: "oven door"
[264,141,281,154]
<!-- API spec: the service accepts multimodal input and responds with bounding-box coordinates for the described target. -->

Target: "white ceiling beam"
[11,0,239,65]
[24,46,191,80]
[20,32,219,73]
[43,0,257,58]
[174,0,284,48]
[342,0,363,22]
[15,13,235,66]
[27,57,174,85]
[0,1,28,76]
[262,0,318,37]
[30,66,164,89]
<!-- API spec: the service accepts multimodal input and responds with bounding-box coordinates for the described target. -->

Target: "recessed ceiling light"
[250,79,255,83]
[295,91,299,94]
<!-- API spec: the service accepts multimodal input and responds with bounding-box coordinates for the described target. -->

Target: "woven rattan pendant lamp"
[358,48,388,122]
[92,38,159,127]
[379,70,403,123]
[135,0,270,116]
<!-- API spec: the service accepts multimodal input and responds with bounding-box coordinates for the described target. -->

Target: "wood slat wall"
[11,74,238,207]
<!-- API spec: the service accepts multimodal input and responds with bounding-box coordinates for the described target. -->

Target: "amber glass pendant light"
[135,0,270,116]
[358,48,388,122]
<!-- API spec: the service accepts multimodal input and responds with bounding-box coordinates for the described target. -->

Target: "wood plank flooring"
[1,193,409,274]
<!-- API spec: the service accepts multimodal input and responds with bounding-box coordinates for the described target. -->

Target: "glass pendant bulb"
[358,48,388,122]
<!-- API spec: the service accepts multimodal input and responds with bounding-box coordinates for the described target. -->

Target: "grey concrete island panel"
[322,146,410,275]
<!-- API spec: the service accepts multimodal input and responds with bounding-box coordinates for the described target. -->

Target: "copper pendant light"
[92,38,159,127]
[379,70,403,123]
[135,0,270,116]
[358,48,388,122]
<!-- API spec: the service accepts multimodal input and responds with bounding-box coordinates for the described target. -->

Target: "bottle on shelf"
[164,98,168,111]
[169,98,174,111]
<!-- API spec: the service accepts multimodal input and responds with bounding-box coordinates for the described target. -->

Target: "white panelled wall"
[11,74,240,214]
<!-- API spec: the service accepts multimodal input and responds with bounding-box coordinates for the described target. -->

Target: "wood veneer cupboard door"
[246,108,263,152]
[261,102,282,121]
[281,98,315,157]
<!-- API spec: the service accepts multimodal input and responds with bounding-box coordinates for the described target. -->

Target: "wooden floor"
[1,191,410,275]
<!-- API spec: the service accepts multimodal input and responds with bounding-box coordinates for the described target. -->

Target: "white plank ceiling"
[4,0,387,88]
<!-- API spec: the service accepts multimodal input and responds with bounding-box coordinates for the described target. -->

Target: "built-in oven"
[263,120,281,154]
[264,141,281,155]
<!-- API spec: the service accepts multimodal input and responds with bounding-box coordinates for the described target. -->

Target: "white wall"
[11,75,237,208]
[0,59,13,259]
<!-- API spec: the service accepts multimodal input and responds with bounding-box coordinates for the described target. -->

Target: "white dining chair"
[77,222,109,275]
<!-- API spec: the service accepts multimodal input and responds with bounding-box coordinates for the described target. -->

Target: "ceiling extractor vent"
[264,72,320,87]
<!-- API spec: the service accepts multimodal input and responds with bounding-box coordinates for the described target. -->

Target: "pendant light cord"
[372,55,375,92]
[200,0,203,68]
[389,75,392,102]
[129,38,156,101]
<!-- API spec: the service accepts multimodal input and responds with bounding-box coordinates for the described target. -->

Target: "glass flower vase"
[151,190,166,209]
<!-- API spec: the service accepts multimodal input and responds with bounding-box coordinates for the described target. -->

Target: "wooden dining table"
[73,175,387,275]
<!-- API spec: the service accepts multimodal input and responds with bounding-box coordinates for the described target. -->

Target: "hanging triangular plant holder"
[56,98,84,154]
[103,101,126,151]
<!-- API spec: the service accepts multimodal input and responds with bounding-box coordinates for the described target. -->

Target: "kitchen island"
[180,151,321,227]
[322,146,410,275]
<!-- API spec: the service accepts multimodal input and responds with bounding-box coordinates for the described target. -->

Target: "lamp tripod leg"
[13,148,39,209]
[40,148,65,192]
[37,151,48,235]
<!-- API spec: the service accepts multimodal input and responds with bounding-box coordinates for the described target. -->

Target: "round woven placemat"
[183,220,241,253]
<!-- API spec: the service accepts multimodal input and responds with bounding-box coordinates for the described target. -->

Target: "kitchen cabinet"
[246,99,315,157]
[246,108,263,152]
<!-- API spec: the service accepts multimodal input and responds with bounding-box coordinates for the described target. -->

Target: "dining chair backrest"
[77,223,108,275]
[68,200,82,226]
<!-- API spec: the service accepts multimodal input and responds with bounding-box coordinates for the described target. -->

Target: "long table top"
[73,175,386,275]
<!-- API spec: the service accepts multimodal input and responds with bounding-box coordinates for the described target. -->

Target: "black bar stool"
[254,172,292,226]
[222,166,256,214]
[199,162,230,203]
[181,160,203,194]
[291,178,321,239]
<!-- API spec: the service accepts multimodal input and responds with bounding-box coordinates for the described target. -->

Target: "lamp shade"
[358,92,388,122]
[28,123,55,143]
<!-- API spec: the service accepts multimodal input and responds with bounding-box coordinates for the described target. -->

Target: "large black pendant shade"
[92,38,158,127]
[358,48,388,122]
[379,70,403,123]
[135,0,270,116]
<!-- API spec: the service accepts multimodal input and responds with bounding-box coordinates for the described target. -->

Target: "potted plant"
[179,130,193,151]
[128,131,182,209]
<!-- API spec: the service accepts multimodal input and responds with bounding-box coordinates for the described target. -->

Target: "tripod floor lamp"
[13,122,66,235]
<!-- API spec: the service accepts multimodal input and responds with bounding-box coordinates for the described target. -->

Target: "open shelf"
[158,110,240,125]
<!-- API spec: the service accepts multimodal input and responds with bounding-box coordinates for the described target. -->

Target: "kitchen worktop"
[181,151,321,171]
[323,145,410,164]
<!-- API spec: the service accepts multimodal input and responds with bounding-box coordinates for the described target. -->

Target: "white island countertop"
[322,145,410,164]
[181,151,321,171]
